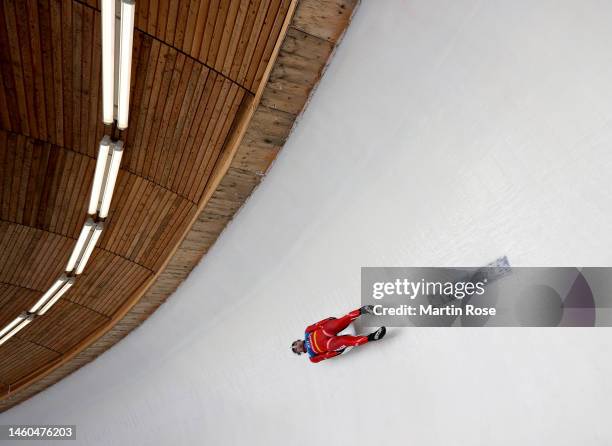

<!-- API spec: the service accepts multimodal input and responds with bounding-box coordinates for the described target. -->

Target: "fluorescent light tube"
[37,278,75,316]
[89,139,123,218]
[29,276,69,313]
[0,314,33,346]
[102,0,115,124]
[98,141,123,218]
[89,136,112,215]
[0,314,26,339]
[74,223,104,275]
[117,0,135,130]
[66,219,96,272]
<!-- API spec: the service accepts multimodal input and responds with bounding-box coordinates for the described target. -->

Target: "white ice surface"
[3,0,612,444]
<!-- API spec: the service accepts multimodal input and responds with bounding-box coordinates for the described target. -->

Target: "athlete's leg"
[327,335,369,351]
[321,309,362,334]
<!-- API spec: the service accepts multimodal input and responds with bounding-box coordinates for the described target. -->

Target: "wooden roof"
[0,0,358,411]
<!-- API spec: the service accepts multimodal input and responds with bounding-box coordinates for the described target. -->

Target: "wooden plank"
[14,0,39,138]
[140,41,169,178]
[165,62,202,187]
[29,232,54,285]
[65,155,91,237]
[149,201,197,271]
[132,34,158,175]
[129,188,174,266]
[158,57,193,187]
[45,0,63,146]
[60,0,73,148]
[164,0,179,44]
[148,198,194,270]
[80,6,93,153]
[8,133,22,221]
[172,0,189,49]
[137,0,149,31]
[0,1,21,133]
[35,141,56,229]
[0,224,18,277]
[148,0,159,37]
[3,0,30,135]
[156,0,170,41]
[71,1,83,151]
[22,139,38,226]
[199,0,220,62]
[101,172,140,252]
[0,134,9,219]
[248,0,292,90]
[171,66,211,192]
[151,52,186,183]
[46,149,68,232]
[30,141,49,229]
[222,0,249,75]
[232,104,293,175]
[180,74,226,199]
[192,83,243,201]
[0,70,10,130]
[292,0,359,43]
[214,0,241,70]
[26,0,48,140]
[235,0,271,87]
[122,34,139,169]
[188,0,209,57]
[170,65,210,191]
[145,47,177,181]
[260,26,334,115]
[87,9,102,155]
[16,138,32,224]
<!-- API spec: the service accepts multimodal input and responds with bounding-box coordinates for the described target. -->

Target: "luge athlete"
[291,305,386,363]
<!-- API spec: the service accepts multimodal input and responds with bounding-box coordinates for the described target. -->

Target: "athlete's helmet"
[291,340,302,355]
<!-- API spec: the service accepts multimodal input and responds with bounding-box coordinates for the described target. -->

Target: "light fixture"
[29,276,76,315]
[0,313,34,346]
[117,0,135,130]
[0,314,26,339]
[89,136,111,215]
[99,140,123,218]
[101,0,115,124]
[66,219,104,274]
[75,223,103,274]
[29,276,71,313]
[66,219,95,272]
[37,277,76,316]
[88,139,123,218]
[0,2,132,346]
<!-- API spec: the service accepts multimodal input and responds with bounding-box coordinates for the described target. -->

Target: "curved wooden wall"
[0,0,358,411]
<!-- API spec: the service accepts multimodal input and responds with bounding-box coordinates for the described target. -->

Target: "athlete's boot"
[367,326,386,341]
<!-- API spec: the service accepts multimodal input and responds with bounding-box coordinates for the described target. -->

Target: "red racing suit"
[304,309,369,363]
